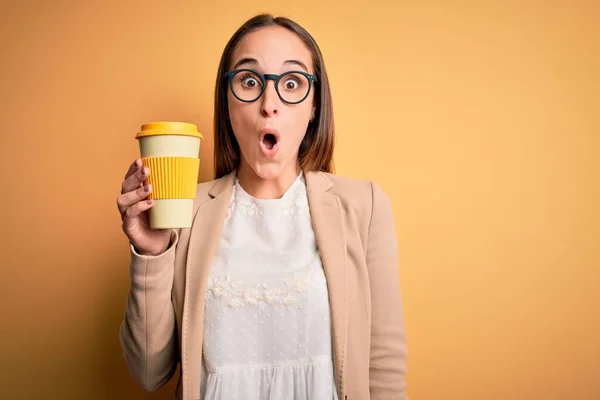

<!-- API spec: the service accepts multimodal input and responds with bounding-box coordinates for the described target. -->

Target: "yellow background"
[1,1,598,399]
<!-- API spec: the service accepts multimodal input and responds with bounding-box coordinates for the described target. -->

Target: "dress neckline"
[233,171,305,204]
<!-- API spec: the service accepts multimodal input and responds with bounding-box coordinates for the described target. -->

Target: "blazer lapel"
[182,170,235,400]
[305,170,347,398]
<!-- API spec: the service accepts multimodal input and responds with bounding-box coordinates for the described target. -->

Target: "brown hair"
[213,14,335,179]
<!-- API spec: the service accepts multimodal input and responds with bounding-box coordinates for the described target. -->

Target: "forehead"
[230,26,313,73]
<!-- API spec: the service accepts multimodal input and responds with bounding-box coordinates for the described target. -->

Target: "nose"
[260,80,279,118]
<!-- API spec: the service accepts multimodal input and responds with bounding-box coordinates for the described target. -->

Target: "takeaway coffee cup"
[135,121,203,229]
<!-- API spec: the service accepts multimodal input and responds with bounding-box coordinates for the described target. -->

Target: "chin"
[250,161,285,180]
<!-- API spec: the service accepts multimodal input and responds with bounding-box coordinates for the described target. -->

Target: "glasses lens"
[277,72,310,103]
[231,70,263,101]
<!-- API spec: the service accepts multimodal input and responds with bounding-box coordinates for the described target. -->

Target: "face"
[227,26,316,180]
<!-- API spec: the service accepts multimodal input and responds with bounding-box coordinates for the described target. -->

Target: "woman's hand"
[117,158,172,256]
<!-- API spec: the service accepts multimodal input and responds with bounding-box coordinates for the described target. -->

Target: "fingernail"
[147,200,153,205]
[144,184,150,192]
[141,168,147,176]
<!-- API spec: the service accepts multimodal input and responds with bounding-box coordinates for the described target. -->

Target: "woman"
[117,13,407,400]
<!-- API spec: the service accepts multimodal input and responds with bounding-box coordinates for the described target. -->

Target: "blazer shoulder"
[325,173,369,201]
[324,171,389,201]
[321,172,392,219]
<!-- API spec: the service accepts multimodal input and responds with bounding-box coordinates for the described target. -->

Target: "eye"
[283,77,300,90]
[242,76,260,88]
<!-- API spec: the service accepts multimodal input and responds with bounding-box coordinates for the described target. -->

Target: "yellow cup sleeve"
[141,156,200,199]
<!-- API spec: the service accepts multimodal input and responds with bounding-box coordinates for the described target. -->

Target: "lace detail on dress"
[280,193,310,217]
[224,172,309,226]
[205,265,322,313]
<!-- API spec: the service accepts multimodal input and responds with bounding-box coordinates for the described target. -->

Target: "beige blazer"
[119,170,408,400]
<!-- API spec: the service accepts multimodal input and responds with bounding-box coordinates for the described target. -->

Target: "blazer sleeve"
[119,228,180,392]
[367,181,408,399]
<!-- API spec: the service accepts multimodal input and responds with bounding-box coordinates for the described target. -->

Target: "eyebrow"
[232,57,309,72]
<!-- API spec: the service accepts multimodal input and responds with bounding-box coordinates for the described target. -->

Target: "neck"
[236,161,301,199]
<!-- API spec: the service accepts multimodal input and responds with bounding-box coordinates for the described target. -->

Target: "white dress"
[199,171,339,400]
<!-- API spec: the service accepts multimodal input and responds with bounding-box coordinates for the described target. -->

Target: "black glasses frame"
[224,68,318,104]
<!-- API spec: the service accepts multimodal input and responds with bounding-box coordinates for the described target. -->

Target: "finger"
[117,184,152,215]
[121,165,150,195]
[124,198,153,221]
[124,158,142,180]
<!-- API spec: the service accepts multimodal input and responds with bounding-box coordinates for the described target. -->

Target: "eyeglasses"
[225,69,317,104]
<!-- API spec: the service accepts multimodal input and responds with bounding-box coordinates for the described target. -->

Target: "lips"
[259,128,280,158]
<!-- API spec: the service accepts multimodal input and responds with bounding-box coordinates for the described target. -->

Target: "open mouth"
[262,133,278,150]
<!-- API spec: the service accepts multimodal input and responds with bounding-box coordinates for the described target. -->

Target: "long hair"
[213,14,335,179]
